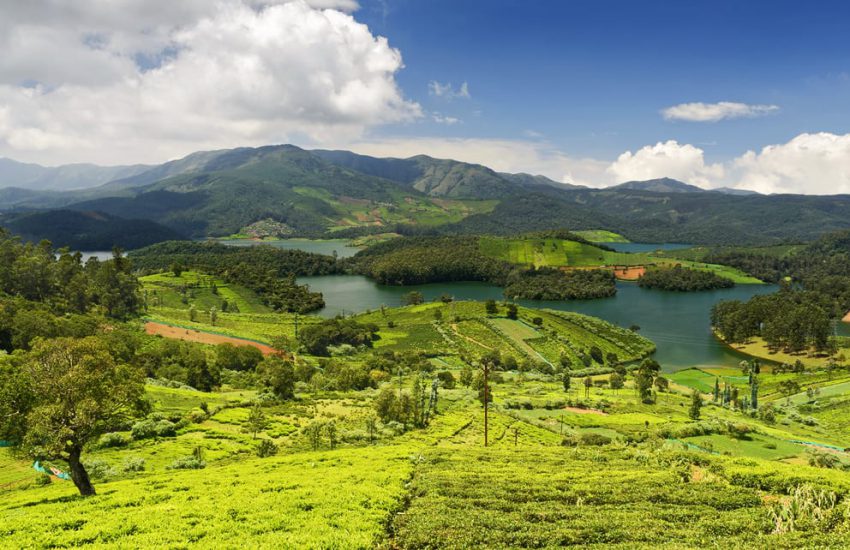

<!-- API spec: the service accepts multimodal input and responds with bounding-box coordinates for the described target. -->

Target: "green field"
[478,236,764,283]
[573,229,630,243]
[291,186,498,231]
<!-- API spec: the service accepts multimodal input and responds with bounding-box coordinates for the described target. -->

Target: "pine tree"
[689,390,702,421]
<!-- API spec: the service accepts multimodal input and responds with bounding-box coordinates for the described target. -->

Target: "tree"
[189,305,197,322]
[605,352,619,366]
[689,390,702,421]
[402,291,424,306]
[459,365,473,387]
[209,306,218,326]
[634,360,656,404]
[243,404,268,439]
[170,263,184,277]
[609,373,624,393]
[485,299,498,315]
[654,376,669,392]
[589,346,604,364]
[258,356,296,400]
[583,376,592,398]
[506,303,518,320]
[0,337,147,496]
[562,373,571,393]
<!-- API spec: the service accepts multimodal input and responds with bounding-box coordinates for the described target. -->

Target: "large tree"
[0,337,147,496]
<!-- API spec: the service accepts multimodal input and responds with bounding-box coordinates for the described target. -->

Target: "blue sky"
[1,0,850,193]
[353,0,850,162]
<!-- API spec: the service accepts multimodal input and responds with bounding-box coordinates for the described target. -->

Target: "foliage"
[504,267,616,300]
[638,265,735,291]
[298,317,379,356]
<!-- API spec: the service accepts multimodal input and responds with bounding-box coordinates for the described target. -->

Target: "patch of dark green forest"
[637,266,734,292]
[129,241,342,313]
[504,267,617,300]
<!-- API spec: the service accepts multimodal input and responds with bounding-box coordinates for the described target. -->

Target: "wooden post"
[483,360,490,447]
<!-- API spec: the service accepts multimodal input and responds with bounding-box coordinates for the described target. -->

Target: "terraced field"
[478,236,763,283]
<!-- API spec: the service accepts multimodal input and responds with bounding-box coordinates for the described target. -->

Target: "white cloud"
[0,0,418,164]
[662,101,779,122]
[428,81,470,100]
[606,140,723,187]
[431,113,460,125]
[731,132,850,194]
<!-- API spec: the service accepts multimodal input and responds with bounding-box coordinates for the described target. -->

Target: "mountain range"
[0,144,845,248]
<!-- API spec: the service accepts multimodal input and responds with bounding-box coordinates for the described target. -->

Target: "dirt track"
[144,322,276,355]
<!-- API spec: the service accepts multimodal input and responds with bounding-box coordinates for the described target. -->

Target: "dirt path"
[563,406,607,415]
[449,323,493,350]
[144,321,277,355]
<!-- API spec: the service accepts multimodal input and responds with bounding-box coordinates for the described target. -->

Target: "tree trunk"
[67,446,96,497]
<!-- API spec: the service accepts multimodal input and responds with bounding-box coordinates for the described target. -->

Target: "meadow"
[478,236,763,284]
[5,292,850,548]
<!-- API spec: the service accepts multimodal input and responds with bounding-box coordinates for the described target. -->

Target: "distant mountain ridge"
[0,144,848,246]
[0,157,151,191]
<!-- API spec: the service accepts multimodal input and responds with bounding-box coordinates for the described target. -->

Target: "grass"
[478,236,763,283]
[573,229,630,243]
[141,271,270,315]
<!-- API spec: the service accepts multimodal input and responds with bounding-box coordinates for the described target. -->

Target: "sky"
[1,0,850,194]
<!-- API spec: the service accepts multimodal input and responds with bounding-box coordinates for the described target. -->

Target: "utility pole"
[483,359,490,447]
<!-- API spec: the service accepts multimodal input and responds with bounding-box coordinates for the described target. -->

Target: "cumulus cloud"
[606,140,723,187]
[0,0,418,164]
[731,132,850,194]
[662,101,779,122]
[428,81,471,100]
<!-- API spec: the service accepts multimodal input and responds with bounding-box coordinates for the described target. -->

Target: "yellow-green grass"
[573,229,630,243]
[388,445,850,549]
[0,446,414,549]
[0,449,36,488]
[145,307,320,345]
[353,302,654,367]
[478,236,763,283]
[141,271,270,314]
[722,335,834,369]
[682,433,807,461]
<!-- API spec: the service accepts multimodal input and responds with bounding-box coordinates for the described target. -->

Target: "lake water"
[600,242,692,254]
[297,274,779,373]
[218,238,360,258]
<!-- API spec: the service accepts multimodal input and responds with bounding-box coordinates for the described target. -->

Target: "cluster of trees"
[130,240,339,312]
[712,290,832,353]
[637,265,734,292]
[298,317,380,356]
[350,236,512,286]
[503,267,616,300]
[0,232,141,351]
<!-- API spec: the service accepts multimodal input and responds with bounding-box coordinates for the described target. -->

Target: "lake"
[218,238,360,258]
[297,274,779,373]
[599,242,692,254]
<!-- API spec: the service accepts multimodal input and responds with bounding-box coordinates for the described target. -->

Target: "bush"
[122,457,146,473]
[84,459,118,480]
[167,456,206,470]
[562,432,612,446]
[131,418,178,440]
[97,432,129,449]
[34,473,52,486]
[256,439,278,458]
[436,370,456,389]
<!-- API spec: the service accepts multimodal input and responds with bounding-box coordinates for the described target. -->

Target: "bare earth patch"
[145,322,276,355]
[563,406,607,415]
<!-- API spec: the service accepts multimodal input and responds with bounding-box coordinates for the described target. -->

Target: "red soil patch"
[144,322,276,355]
[842,310,850,323]
[563,406,607,415]
[611,265,646,280]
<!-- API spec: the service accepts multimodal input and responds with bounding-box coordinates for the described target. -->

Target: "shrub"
[168,456,206,470]
[131,418,177,440]
[256,439,278,458]
[122,457,146,473]
[34,473,52,486]
[84,459,118,480]
[436,370,456,389]
[97,432,129,449]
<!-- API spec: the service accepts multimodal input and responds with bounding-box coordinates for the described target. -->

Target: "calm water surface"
[299,274,780,372]
[218,238,360,258]
[600,242,692,254]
